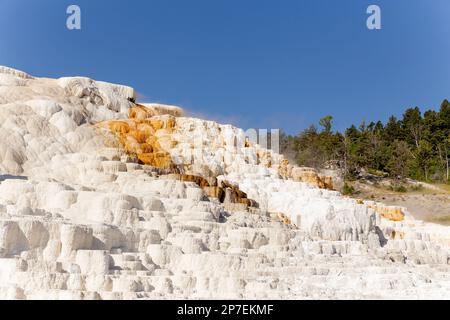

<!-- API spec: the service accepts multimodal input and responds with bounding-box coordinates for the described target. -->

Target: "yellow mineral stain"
[369,204,405,222]
[96,105,177,170]
[277,212,292,225]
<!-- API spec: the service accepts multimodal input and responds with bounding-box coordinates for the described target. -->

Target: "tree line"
[281,99,450,183]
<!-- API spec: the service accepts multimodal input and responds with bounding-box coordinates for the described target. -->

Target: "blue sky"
[1,0,449,133]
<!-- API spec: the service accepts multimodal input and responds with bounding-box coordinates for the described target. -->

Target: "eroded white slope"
[0,66,449,300]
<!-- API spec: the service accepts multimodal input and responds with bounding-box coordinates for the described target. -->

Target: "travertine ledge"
[0,66,449,300]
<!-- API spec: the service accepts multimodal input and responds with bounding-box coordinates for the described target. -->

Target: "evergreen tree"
[287,99,450,184]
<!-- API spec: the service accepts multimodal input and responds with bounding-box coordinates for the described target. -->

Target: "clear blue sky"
[1,0,449,133]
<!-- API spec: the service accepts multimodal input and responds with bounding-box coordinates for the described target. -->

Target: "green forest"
[281,99,450,184]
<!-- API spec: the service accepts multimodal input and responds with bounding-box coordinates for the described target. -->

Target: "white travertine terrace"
[0,66,450,300]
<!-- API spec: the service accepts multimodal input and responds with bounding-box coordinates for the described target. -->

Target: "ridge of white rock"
[139,103,184,117]
[0,66,34,80]
[0,66,450,300]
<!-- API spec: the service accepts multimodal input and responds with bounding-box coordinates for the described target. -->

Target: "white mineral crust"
[0,66,449,300]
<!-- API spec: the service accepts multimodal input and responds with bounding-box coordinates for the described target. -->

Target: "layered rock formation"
[1,66,450,300]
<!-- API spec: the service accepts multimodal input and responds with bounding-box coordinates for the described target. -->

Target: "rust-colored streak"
[368,204,405,222]
[97,105,177,169]
[96,105,261,213]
